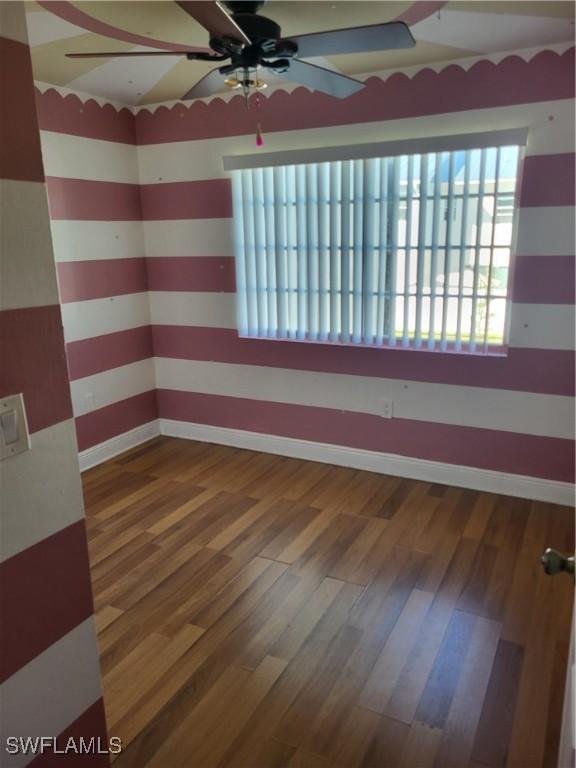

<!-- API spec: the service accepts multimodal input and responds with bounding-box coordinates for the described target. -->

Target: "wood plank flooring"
[83,437,574,768]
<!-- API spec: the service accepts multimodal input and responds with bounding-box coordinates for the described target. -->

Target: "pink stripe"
[57,258,147,303]
[520,153,575,207]
[151,326,575,397]
[135,48,575,144]
[0,306,73,434]
[512,256,575,304]
[46,178,141,221]
[31,699,108,767]
[0,520,94,684]
[36,87,136,144]
[38,1,209,53]
[146,256,235,292]
[0,37,45,181]
[157,389,575,483]
[140,180,232,220]
[67,327,153,381]
[75,391,157,451]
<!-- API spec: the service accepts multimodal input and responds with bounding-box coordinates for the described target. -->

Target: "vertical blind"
[232,144,521,353]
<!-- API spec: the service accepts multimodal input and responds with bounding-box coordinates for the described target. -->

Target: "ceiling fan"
[65,0,416,100]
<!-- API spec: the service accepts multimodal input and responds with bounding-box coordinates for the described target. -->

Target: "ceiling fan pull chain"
[256,121,264,147]
[255,91,264,146]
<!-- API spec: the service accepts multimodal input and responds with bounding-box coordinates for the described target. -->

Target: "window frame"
[226,129,527,357]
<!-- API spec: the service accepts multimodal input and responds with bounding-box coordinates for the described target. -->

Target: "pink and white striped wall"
[35,44,575,502]
[0,4,107,765]
[36,97,158,459]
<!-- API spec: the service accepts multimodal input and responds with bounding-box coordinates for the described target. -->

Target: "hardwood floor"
[83,437,574,768]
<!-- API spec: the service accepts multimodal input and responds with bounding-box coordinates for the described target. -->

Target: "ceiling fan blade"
[273,59,365,99]
[66,51,190,59]
[182,66,226,100]
[176,1,251,46]
[290,22,415,58]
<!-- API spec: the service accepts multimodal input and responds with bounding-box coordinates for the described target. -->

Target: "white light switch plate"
[0,393,31,460]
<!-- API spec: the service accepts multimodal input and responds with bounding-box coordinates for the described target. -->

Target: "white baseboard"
[78,417,574,504]
[159,418,575,505]
[79,420,160,472]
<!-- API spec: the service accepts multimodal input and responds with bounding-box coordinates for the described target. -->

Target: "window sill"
[237,333,509,358]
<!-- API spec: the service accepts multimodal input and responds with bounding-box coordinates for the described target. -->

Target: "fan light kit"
[224,69,268,96]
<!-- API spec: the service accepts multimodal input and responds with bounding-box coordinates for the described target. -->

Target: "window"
[231,138,522,354]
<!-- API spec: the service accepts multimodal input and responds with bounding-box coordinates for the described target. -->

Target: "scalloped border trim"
[35,46,574,145]
[135,47,574,144]
[136,41,574,112]
[35,86,136,144]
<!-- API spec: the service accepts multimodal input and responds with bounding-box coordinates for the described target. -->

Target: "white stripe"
[67,46,179,106]
[61,293,150,343]
[155,358,574,440]
[161,419,574,505]
[509,304,575,350]
[141,208,574,262]
[25,10,87,47]
[0,180,60,311]
[140,211,576,273]
[515,206,575,257]
[136,99,575,184]
[0,419,84,563]
[0,619,103,768]
[142,219,234,257]
[50,220,145,263]
[70,359,156,416]
[414,10,574,55]
[224,129,530,173]
[149,291,574,351]
[149,291,236,328]
[40,131,139,183]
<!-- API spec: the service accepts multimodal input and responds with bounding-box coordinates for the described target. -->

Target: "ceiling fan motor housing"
[224,0,267,14]
[212,10,298,75]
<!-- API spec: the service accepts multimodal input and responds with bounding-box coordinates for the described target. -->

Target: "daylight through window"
[232,143,521,353]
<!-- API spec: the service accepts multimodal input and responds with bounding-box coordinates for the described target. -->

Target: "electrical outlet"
[379,399,393,419]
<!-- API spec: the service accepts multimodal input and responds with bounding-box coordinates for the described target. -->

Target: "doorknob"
[540,548,575,577]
